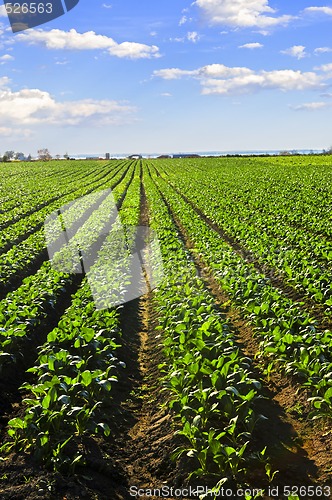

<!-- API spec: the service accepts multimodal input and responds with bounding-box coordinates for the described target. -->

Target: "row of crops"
[149,159,332,419]
[0,157,331,499]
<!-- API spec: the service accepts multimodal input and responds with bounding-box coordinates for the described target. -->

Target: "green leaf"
[324,387,332,403]
[8,417,25,429]
[81,370,92,386]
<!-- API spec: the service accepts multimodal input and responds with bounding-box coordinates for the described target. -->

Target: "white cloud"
[303,6,332,16]
[316,63,332,72]
[161,92,172,97]
[102,3,112,8]
[281,45,307,59]
[187,31,200,43]
[194,0,294,28]
[0,54,14,62]
[16,29,160,59]
[153,68,198,79]
[239,42,263,49]
[154,63,326,95]
[314,47,332,54]
[0,6,7,17]
[0,80,136,126]
[199,64,254,78]
[179,15,188,26]
[291,101,330,111]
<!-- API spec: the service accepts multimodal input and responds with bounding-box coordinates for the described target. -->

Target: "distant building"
[105,153,110,160]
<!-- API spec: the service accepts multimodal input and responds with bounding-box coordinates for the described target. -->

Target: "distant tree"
[3,150,15,161]
[64,152,69,160]
[27,154,32,161]
[14,152,25,161]
[38,148,52,161]
[55,154,61,160]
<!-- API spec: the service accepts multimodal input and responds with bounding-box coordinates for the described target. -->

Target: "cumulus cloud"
[153,68,198,79]
[194,0,294,28]
[0,54,14,62]
[303,6,332,16]
[0,5,7,17]
[0,80,136,126]
[16,29,160,59]
[154,63,326,95]
[291,101,330,111]
[239,42,263,49]
[314,47,332,54]
[281,45,307,59]
[316,63,332,72]
[194,1,332,31]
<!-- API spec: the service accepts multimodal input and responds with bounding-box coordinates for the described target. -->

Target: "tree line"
[0,149,70,162]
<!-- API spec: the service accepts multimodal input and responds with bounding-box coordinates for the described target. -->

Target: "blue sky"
[1,0,332,156]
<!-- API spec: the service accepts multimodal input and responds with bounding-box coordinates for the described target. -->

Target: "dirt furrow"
[102,168,177,499]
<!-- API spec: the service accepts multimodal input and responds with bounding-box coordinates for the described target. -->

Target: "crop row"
[163,156,332,237]
[157,158,332,315]
[143,166,269,489]
[0,161,111,227]
[0,162,131,291]
[0,162,127,255]
[0,162,137,376]
[3,162,142,471]
[149,163,332,419]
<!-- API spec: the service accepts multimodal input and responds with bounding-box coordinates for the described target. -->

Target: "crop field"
[0,156,331,499]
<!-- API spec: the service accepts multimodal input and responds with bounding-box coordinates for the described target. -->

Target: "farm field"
[0,156,331,499]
